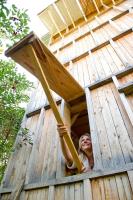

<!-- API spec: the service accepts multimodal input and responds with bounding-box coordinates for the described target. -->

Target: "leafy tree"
[0,60,33,182]
[0,1,32,182]
[0,0,30,47]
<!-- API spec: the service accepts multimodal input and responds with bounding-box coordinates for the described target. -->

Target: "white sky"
[6,0,55,82]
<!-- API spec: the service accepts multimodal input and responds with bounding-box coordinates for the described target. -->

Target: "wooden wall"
[1,0,133,199]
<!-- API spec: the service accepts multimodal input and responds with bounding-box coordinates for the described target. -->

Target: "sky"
[6,0,56,82]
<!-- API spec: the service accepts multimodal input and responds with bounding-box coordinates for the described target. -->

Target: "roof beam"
[99,0,109,9]
[75,0,88,22]
[48,10,63,38]
[111,0,116,5]
[62,0,76,28]
[92,0,100,14]
[53,2,68,28]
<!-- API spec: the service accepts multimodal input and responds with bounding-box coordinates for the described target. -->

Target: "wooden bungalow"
[0,0,133,199]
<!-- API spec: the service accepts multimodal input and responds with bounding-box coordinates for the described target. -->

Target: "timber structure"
[1,0,133,199]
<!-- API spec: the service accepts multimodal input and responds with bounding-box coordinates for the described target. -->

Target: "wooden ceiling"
[38,0,123,38]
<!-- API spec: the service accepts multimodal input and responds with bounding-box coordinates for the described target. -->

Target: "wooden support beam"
[71,113,80,126]
[100,0,109,9]
[48,10,63,38]
[118,81,133,95]
[112,76,133,126]
[75,0,88,22]
[8,179,25,200]
[30,45,83,173]
[111,0,116,5]
[92,0,100,14]
[62,0,76,28]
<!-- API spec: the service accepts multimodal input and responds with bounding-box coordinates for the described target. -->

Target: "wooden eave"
[38,0,122,37]
[5,32,84,102]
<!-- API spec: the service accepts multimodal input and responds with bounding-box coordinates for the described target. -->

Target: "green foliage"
[0,59,33,182]
[0,0,32,183]
[0,0,30,47]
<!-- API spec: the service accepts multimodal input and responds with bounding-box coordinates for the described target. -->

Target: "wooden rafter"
[48,10,63,38]
[62,0,76,28]
[111,0,116,5]
[53,2,68,28]
[75,0,88,22]
[92,0,100,14]
[99,0,109,9]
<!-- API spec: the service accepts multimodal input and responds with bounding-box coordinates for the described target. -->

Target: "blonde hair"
[78,133,91,159]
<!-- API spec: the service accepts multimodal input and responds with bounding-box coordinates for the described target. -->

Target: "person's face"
[80,136,92,152]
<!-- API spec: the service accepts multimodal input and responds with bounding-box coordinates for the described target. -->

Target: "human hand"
[57,124,68,137]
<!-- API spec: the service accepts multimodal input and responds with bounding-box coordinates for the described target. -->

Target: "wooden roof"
[38,0,116,37]
[5,32,84,102]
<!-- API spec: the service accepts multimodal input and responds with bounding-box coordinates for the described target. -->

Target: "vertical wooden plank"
[19,191,25,200]
[97,85,125,168]
[69,184,74,200]
[91,88,113,169]
[104,83,133,163]
[110,40,130,66]
[85,88,103,170]
[41,110,56,181]
[64,185,70,200]
[46,112,59,180]
[48,186,55,200]
[55,185,64,200]
[127,170,133,192]
[98,178,106,200]
[115,175,127,200]
[104,177,112,200]
[110,82,133,145]
[26,108,45,183]
[121,174,133,200]
[109,176,119,200]
[61,100,71,132]
[74,182,81,200]
[83,179,92,200]
[92,179,102,200]
[87,51,100,84]
[82,57,91,87]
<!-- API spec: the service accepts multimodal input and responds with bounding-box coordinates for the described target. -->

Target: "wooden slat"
[85,88,103,170]
[118,81,133,94]
[83,179,92,200]
[127,170,133,192]
[48,186,55,200]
